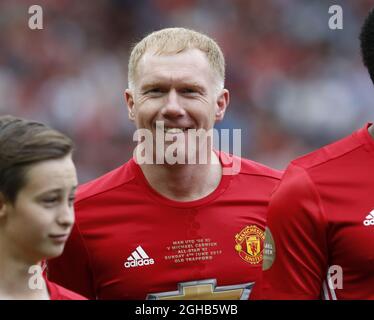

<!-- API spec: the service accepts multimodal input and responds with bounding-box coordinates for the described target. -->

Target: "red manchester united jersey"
[47,280,87,300]
[47,152,281,300]
[259,124,374,300]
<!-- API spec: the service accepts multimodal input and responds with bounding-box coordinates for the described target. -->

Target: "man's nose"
[161,90,186,118]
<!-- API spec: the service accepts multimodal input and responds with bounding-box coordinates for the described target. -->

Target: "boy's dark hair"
[0,115,73,203]
[360,8,374,84]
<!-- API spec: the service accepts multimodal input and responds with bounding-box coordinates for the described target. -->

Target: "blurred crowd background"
[1,0,374,182]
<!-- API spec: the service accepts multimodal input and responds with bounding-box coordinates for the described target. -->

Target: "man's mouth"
[163,127,190,134]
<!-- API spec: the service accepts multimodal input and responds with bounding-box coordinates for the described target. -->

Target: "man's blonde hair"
[128,27,225,90]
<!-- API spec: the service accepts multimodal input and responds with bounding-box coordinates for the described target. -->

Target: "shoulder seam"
[76,175,137,206]
[238,171,281,180]
[290,163,329,228]
[292,143,364,170]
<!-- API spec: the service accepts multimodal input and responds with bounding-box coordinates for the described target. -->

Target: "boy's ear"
[0,193,9,218]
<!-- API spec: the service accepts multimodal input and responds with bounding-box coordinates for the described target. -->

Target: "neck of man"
[369,124,374,140]
[139,149,222,202]
[0,238,49,300]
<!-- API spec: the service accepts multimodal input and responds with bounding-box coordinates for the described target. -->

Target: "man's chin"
[154,147,215,165]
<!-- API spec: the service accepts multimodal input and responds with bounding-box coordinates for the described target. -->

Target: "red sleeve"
[260,163,328,299]
[47,223,96,300]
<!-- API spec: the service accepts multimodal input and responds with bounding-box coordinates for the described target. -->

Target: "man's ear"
[369,124,374,139]
[215,88,230,122]
[124,89,136,121]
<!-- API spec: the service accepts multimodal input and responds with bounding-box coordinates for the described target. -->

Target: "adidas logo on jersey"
[363,210,374,226]
[124,246,154,268]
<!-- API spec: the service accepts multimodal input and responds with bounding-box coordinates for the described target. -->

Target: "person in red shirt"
[0,116,86,300]
[47,27,281,300]
[258,9,374,300]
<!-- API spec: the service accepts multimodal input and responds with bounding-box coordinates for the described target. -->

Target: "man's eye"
[146,88,162,94]
[182,88,197,94]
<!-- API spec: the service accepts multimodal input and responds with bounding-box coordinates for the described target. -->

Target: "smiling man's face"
[125,48,229,163]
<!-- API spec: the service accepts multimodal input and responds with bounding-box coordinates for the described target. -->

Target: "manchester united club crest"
[235,225,265,264]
